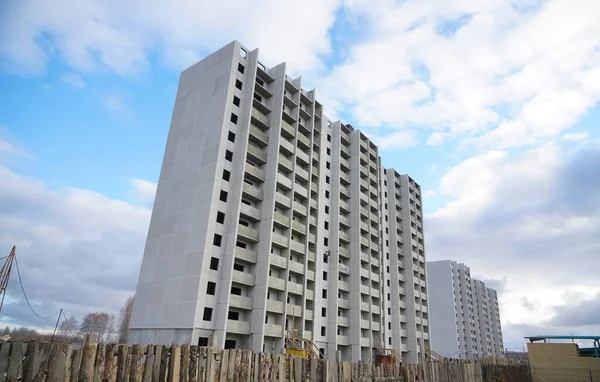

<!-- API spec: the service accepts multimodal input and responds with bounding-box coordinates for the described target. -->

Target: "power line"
[14,256,61,320]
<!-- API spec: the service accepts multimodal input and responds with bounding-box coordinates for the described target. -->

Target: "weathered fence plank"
[79,336,98,382]
[93,344,105,382]
[0,342,11,377]
[167,345,181,382]
[103,344,116,382]
[129,344,144,382]
[142,344,155,382]
[158,346,169,382]
[116,345,129,382]
[188,345,198,382]
[68,348,83,382]
[180,344,190,382]
[46,343,71,382]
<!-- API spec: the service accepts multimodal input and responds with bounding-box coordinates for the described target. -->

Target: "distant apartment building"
[426,260,503,359]
[128,41,429,364]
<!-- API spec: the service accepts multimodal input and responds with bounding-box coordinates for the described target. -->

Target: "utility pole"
[0,246,16,314]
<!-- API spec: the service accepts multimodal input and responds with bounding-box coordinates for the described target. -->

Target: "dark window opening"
[203,307,213,321]
[210,257,219,270]
[213,234,222,247]
[206,282,216,295]
[233,96,240,107]
[235,80,243,90]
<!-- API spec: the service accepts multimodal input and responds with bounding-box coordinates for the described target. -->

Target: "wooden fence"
[0,338,530,382]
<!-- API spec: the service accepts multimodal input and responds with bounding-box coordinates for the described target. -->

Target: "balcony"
[360,221,369,233]
[242,183,263,202]
[340,200,350,213]
[372,305,380,315]
[273,211,290,227]
[360,140,368,152]
[311,166,319,178]
[340,157,351,172]
[278,155,293,173]
[293,201,308,216]
[283,93,298,109]
[360,207,369,218]
[340,172,350,185]
[282,109,296,124]
[227,320,251,335]
[239,203,261,222]
[269,276,285,291]
[250,125,269,148]
[229,295,253,310]
[360,179,369,191]
[337,316,350,327]
[288,281,304,295]
[308,251,316,262]
[360,153,368,166]
[360,302,370,312]
[251,108,269,130]
[307,270,315,281]
[270,254,287,269]
[296,150,310,166]
[252,97,270,114]
[232,270,255,286]
[372,322,381,332]
[360,268,369,278]
[287,304,302,317]
[341,131,351,145]
[371,272,380,283]
[247,143,267,164]
[238,225,259,242]
[280,138,295,156]
[339,230,350,244]
[309,198,318,210]
[281,121,296,139]
[272,233,289,248]
[275,192,291,209]
[339,281,350,291]
[339,215,350,228]
[266,300,284,314]
[292,220,307,235]
[277,173,292,191]
[361,252,369,263]
[235,247,257,263]
[265,323,283,337]
[372,289,380,299]
[360,319,370,329]
[360,236,369,248]
[339,263,350,275]
[290,239,306,254]
[337,336,349,346]
[308,233,316,243]
[340,185,350,199]
[340,144,350,158]
[296,166,309,182]
[339,247,349,258]
[245,164,265,183]
[294,184,309,200]
[299,106,311,120]
[360,285,369,295]
[306,289,314,300]
[339,299,350,309]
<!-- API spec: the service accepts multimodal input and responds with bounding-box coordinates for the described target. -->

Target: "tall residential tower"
[129,41,429,363]
[426,260,504,359]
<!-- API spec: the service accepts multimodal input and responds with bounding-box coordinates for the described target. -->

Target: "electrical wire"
[14,256,61,320]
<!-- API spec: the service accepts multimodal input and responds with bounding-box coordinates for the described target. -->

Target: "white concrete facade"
[426,260,504,359]
[129,41,429,363]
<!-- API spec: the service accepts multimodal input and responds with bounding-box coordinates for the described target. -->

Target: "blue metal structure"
[525,335,600,358]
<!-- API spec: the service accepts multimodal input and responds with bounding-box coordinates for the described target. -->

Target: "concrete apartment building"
[426,260,503,359]
[128,41,429,364]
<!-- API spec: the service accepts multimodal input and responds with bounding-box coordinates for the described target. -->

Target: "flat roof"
[526,335,600,342]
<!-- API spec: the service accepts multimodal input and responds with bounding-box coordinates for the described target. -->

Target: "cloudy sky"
[1,0,599,351]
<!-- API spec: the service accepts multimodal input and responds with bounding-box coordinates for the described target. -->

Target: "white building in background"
[426,260,503,359]
[128,40,430,364]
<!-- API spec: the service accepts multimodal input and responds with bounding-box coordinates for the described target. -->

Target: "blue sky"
[1,0,600,352]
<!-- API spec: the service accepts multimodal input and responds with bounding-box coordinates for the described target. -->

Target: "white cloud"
[0,131,31,159]
[60,72,86,89]
[130,178,157,204]
[100,91,134,121]
[371,131,419,150]
[0,164,150,328]
[427,142,600,347]
[319,0,600,149]
[562,132,588,141]
[0,0,341,76]
[423,189,437,198]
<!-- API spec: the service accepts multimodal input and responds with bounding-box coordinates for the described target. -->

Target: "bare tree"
[118,295,134,343]
[80,312,111,342]
[58,315,80,341]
